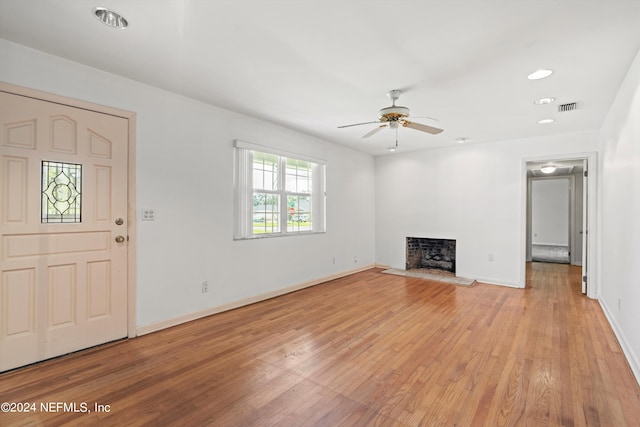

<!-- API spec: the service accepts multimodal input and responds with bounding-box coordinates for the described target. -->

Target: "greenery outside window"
[234,140,326,239]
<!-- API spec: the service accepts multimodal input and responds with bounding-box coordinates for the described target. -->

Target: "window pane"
[41,161,82,223]
[285,158,312,193]
[253,152,279,191]
[287,195,312,232]
[253,193,280,234]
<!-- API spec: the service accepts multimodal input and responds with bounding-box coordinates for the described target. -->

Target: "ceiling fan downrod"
[388,89,403,106]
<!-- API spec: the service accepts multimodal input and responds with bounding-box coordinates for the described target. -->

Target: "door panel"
[1,91,128,371]
[1,267,37,369]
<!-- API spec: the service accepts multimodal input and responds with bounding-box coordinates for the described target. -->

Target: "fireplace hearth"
[406,237,456,274]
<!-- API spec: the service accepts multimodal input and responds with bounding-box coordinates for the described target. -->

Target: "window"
[234,140,326,238]
[41,161,82,223]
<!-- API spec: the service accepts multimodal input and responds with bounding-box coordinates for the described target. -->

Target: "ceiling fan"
[338,89,444,139]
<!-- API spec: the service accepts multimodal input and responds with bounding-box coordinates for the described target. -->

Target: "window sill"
[234,231,326,241]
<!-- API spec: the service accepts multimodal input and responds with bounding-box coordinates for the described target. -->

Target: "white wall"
[0,39,376,329]
[531,178,570,246]
[375,131,597,287]
[598,47,640,382]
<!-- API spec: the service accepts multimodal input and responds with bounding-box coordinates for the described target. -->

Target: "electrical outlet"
[488,254,494,262]
[332,257,336,264]
[202,281,209,293]
[354,255,358,264]
[618,297,621,311]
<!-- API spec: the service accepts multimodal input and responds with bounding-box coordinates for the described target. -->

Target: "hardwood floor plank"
[1,264,639,426]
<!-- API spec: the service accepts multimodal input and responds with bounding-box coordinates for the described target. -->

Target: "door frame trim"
[1,82,138,338]
[521,151,598,298]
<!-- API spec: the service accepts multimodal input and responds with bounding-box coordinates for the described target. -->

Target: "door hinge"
[584,170,588,177]
[583,275,587,283]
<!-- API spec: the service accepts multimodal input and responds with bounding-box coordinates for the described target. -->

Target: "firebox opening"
[406,237,456,274]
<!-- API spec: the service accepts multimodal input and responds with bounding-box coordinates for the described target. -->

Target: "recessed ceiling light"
[93,7,128,29]
[537,118,555,124]
[528,69,553,80]
[534,97,556,105]
[387,146,397,152]
[456,137,467,144]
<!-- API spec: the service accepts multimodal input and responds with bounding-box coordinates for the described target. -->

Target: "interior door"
[581,159,588,294]
[1,91,128,372]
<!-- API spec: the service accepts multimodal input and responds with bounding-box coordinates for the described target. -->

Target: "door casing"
[0,82,137,340]
[521,152,597,298]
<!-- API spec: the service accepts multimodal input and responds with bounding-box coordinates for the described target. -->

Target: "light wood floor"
[1,263,639,426]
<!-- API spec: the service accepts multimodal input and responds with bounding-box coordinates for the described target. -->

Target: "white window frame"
[234,140,326,239]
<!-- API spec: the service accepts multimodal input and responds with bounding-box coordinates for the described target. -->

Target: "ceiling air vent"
[558,102,577,112]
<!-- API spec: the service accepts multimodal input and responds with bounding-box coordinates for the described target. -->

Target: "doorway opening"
[530,176,573,264]
[523,154,596,297]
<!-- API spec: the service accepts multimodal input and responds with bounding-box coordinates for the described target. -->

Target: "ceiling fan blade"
[337,120,382,129]
[410,116,439,122]
[361,124,387,138]
[402,120,444,135]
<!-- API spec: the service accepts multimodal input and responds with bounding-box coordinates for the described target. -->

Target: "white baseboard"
[469,276,523,289]
[136,264,376,336]
[598,298,640,387]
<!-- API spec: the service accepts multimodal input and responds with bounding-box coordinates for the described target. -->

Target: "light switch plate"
[142,208,155,221]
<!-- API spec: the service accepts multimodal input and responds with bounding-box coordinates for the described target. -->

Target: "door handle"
[115,235,126,243]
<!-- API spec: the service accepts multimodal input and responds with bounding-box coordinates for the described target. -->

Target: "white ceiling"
[2,0,640,156]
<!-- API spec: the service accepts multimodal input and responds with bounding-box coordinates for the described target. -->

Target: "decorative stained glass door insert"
[41,161,82,223]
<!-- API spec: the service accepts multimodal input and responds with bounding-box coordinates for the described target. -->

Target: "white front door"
[1,91,129,372]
